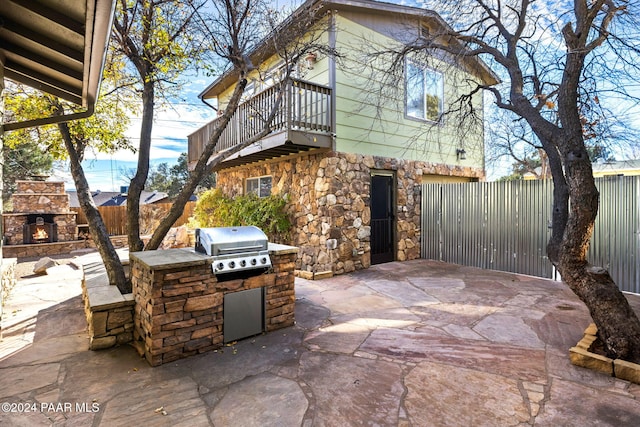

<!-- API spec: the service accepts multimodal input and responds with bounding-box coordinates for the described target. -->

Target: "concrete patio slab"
[1,258,639,425]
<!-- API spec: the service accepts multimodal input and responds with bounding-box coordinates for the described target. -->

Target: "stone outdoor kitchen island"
[130,244,297,366]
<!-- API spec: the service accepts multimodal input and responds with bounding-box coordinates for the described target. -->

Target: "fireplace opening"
[23,214,58,244]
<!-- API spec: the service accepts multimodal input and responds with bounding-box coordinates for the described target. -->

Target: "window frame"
[404,59,445,124]
[245,175,273,198]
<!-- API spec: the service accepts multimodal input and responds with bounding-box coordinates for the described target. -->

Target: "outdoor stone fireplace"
[3,181,78,251]
[23,214,58,244]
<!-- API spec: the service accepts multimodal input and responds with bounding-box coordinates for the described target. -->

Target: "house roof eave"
[1,0,116,129]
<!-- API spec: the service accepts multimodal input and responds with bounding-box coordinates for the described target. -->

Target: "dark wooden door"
[370,174,395,264]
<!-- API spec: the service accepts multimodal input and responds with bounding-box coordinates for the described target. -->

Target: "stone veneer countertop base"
[85,243,298,311]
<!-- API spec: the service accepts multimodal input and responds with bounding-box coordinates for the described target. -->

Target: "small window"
[246,176,272,197]
[406,60,444,123]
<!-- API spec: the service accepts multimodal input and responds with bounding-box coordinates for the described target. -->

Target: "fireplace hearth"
[23,215,58,244]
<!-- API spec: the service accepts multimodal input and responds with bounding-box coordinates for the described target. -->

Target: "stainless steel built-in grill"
[195,226,272,275]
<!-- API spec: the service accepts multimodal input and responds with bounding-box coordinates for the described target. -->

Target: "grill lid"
[195,226,269,256]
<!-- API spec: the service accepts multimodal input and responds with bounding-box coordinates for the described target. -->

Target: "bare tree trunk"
[548,142,640,362]
[561,254,640,363]
[127,81,154,252]
[58,122,130,293]
[549,38,640,362]
[550,171,640,362]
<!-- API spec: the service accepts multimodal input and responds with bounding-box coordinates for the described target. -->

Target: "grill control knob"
[228,261,236,269]
[260,257,267,264]
[217,262,224,271]
[240,260,247,267]
[251,258,257,266]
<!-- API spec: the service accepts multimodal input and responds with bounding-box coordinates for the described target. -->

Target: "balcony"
[188,79,334,170]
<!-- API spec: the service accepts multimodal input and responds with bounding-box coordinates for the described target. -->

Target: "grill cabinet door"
[223,287,265,343]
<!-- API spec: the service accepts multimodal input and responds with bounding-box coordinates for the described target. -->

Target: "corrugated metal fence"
[421,176,640,293]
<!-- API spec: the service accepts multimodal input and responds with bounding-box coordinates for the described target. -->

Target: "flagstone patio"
[1,256,639,426]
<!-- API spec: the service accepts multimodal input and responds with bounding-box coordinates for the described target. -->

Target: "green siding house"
[188,0,497,278]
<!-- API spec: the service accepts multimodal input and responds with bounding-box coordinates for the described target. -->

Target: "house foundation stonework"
[216,151,483,277]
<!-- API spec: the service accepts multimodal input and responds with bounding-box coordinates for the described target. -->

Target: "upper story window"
[246,175,272,197]
[405,60,444,123]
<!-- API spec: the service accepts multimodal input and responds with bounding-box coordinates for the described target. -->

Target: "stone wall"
[4,215,29,244]
[132,253,218,366]
[80,259,135,350]
[266,251,296,331]
[1,258,17,338]
[13,181,70,213]
[84,298,135,350]
[131,247,297,366]
[2,240,89,258]
[216,150,482,277]
[16,180,65,194]
[2,235,129,258]
[85,235,129,250]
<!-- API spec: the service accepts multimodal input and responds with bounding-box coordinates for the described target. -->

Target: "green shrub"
[190,188,291,242]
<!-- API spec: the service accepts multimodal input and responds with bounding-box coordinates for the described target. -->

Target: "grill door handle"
[218,244,264,253]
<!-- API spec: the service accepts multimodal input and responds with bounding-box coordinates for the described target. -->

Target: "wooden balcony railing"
[188,78,333,164]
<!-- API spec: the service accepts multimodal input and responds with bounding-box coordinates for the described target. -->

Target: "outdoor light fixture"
[305,52,317,69]
[456,148,467,160]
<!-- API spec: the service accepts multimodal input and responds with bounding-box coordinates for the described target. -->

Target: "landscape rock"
[33,257,59,275]
[175,226,190,247]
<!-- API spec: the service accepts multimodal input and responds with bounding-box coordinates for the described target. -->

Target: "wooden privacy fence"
[421,176,640,294]
[71,201,196,236]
